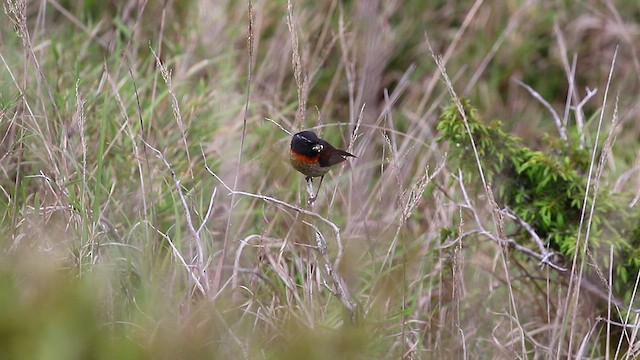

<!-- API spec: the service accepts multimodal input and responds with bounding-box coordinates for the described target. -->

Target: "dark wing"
[318,141,356,167]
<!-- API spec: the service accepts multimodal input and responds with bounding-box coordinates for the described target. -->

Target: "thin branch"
[305,221,357,322]
[503,207,552,256]
[456,176,567,272]
[513,78,567,142]
[572,87,598,149]
[264,117,292,136]
[204,162,356,320]
[143,140,209,294]
[148,223,206,296]
[196,187,217,235]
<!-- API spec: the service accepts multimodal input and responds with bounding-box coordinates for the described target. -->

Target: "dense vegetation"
[439,100,640,305]
[2,0,640,358]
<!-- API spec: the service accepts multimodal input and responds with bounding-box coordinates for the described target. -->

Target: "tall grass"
[2,0,640,358]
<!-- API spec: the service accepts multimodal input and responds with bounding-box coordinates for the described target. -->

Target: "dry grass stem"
[144,139,210,294]
[563,45,619,357]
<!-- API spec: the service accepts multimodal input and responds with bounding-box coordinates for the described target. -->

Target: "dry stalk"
[381,156,447,270]
[150,47,193,180]
[454,174,566,272]
[205,163,357,322]
[143,140,210,295]
[305,221,357,322]
[429,35,529,355]
[286,0,308,128]
[148,223,206,296]
[564,45,619,357]
[512,78,567,142]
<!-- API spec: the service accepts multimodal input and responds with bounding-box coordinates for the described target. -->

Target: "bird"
[289,130,355,203]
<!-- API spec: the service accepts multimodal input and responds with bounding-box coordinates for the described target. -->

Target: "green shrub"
[437,100,640,303]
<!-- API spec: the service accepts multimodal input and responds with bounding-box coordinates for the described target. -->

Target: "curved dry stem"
[204,162,356,321]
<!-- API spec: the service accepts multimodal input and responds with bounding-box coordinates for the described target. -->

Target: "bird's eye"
[312,144,323,152]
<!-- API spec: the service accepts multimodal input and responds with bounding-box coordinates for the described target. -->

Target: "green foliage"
[0,265,146,360]
[437,100,640,299]
[438,100,584,247]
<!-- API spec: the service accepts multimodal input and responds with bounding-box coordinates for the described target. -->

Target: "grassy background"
[2,0,640,358]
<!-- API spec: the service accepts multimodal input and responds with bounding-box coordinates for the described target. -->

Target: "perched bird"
[289,130,355,202]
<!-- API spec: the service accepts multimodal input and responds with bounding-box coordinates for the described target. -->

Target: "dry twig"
[204,161,357,321]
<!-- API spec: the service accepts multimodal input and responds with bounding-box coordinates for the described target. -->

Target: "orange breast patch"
[290,150,320,164]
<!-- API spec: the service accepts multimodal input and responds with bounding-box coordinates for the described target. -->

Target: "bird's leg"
[305,176,316,204]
